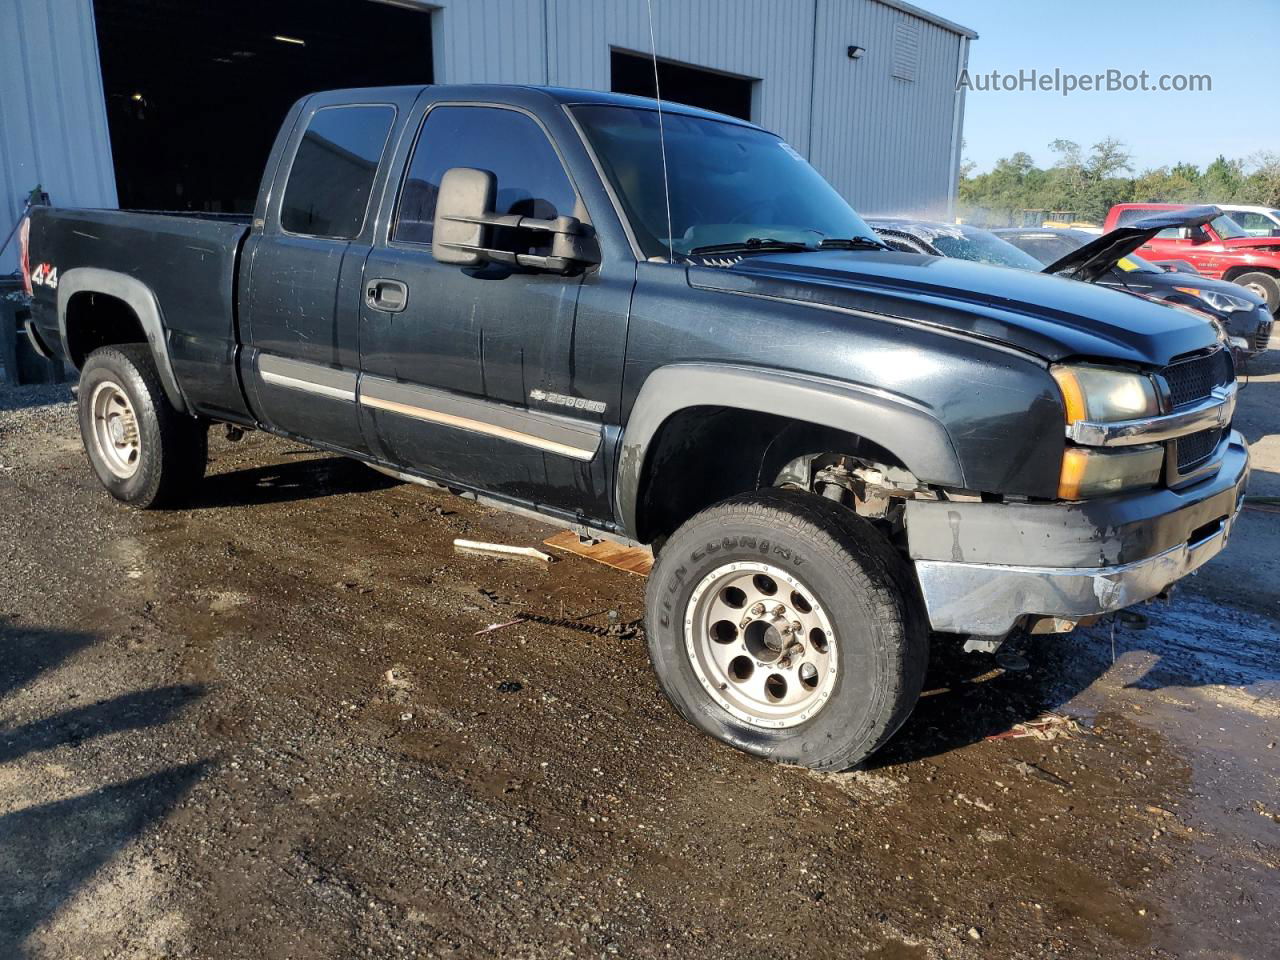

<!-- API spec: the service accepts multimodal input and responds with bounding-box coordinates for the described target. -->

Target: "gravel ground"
[1,351,1277,959]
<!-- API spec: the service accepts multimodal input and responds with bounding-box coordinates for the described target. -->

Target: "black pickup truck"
[23,85,1249,769]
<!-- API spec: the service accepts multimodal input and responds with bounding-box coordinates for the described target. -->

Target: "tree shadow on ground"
[0,621,95,701]
[0,618,209,957]
[188,454,399,510]
[0,762,209,956]
[0,684,205,766]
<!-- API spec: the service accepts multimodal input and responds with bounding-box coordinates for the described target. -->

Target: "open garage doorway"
[610,49,755,121]
[93,0,433,213]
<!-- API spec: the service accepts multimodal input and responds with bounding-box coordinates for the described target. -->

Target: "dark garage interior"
[93,0,434,213]
[610,49,755,122]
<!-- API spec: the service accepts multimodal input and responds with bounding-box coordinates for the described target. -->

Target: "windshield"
[571,104,878,259]
[1210,214,1246,239]
[930,227,1046,270]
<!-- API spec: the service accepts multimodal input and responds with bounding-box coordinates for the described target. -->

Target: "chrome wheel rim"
[90,380,141,479]
[1244,281,1270,303]
[684,561,838,729]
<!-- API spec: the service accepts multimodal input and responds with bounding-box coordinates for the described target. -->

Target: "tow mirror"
[431,166,599,274]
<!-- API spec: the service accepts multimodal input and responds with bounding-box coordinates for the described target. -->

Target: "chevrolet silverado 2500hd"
[23,86,1249,769]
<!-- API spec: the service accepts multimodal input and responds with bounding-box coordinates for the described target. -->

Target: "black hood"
[1043,206,1221,283]
[690,249,1221,367]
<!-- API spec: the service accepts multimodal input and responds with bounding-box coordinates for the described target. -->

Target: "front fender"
[57,267,187,412]
[615,363,965,538]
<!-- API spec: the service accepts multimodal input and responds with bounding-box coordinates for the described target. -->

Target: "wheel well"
[64,292,148,368]
[633,406,907,544]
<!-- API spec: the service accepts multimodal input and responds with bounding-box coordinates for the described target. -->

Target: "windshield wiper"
[818,236,891,251]
[688,237,816,256]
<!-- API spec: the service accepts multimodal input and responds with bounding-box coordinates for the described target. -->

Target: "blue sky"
[922,0,1280,174]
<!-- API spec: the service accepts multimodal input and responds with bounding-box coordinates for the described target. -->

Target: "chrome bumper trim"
[914,489,1244,636]
[1068,382,1236,446]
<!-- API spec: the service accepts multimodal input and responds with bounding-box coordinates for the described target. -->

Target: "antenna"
[645,0,675,263]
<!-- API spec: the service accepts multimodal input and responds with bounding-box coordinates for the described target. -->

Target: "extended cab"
[23,86,1249,769]
[1105,202,1280,314]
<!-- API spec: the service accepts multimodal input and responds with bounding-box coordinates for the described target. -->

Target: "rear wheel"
[1233,271,1280,315]
[78,344,207,508]
[645,488,928,769]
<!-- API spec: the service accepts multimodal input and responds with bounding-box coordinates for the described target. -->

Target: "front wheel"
[78,344,207,508]
[645,488,928,769]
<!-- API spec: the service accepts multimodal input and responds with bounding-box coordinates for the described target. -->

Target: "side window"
[281,105,395,239]
[394,106,578,247]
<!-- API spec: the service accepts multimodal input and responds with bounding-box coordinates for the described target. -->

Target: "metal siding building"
[0,0,973,273]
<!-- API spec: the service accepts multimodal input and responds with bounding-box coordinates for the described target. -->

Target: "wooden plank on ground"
[543,530,653,576]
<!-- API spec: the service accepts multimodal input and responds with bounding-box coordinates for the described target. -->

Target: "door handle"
[366,278,408,313]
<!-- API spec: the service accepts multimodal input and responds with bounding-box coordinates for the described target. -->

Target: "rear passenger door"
[358,101,616,516]
[241,94,407,454]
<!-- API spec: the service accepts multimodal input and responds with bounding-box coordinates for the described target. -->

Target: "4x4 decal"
[30,262,59,289]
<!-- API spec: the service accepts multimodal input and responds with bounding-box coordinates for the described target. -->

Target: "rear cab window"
[281,104,396,239]
[393,105,580,255]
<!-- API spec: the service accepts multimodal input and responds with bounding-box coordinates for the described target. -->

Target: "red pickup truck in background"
[1104,202,1280,315]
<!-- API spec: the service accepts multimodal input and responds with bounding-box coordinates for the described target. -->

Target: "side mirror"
[431,166,599,274]
[431,167,496,267]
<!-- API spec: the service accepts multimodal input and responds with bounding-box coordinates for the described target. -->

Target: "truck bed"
[27,206,253,420]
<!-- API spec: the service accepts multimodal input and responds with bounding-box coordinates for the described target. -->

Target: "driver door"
[359,101,615,516]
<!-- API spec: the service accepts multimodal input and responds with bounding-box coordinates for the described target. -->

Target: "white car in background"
[1218,204,1280,237]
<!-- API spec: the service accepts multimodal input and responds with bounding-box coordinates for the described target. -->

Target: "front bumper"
[906,432,1250,636]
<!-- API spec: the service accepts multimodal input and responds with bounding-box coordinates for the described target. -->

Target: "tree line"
[957,139,1280,227]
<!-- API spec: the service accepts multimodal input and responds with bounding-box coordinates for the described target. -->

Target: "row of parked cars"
[870,204,1276,359]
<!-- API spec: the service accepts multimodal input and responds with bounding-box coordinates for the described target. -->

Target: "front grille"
[1175,427,1222,472]
[1162,347,1234,408]
[1256,321,1274,353]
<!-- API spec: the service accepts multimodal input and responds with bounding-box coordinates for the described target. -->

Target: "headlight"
[1058,444,1164,499]
[1050,364,1160,425]
[1174,286,1255,313]
[1051,364,1165,500]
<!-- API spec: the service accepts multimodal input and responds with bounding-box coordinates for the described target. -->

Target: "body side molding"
[56,267,188,412]
[615,363,965,538]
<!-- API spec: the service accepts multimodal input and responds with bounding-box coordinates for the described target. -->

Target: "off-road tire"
[645,487,928,769]
[1233,271,1280,316]
[78,344,207,508]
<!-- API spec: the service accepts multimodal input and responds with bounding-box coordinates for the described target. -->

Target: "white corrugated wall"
[0,0,970,275]
[0,0,117,273]
[430,0,972,216]
[809,0,969,215]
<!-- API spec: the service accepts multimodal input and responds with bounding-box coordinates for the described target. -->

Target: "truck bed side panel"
[28,207,252,419]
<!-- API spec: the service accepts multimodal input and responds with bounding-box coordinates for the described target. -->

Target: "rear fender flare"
[615,363,965,538]
[57,267,187,412]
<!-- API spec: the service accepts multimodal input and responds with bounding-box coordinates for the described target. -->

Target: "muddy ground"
[1,349,1277,960]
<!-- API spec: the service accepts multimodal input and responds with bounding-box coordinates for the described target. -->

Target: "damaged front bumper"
[906,432,1250,636]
